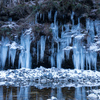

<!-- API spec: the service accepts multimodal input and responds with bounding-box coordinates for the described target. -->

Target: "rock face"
[0,0,100,21]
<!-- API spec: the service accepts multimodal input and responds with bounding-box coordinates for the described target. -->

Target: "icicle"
[72,36,86,70]
[51,55,55,67]
[51,23,58,39]
[61,25,72,60]
[73,39,81,69]
[51,41,55,67]
[86,18,90,30]
[19,33,31,69]
[48,10,52,21]
[57,43,60,68]
[77,17,80,32]
[1,37,9,69]
[40,36,46,61]
[86,19,95,43]
[86,50,97,71]
[73,50,80,69]
[54,11,57,25]
[18,35,26,68]
[91,51,97,71]
[35,12,39,24]
[71,11,74,26]
[80,48,85,70]
[37,41,39,64]
[9,49,16,66]
[40,13,42,19]
[43,14,45,21]
[61,25,72,46]
[9,42,17,66]
[94,20,100,35]
[86,52,91,70]
[65,50,70,59]
[57,43,62,69]
[64,24,70,32]
[25,35,31,68]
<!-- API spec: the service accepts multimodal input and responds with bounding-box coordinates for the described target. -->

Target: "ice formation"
[0,12,100,90]
[0,11,100,70]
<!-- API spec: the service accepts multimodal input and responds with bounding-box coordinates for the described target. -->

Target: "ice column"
[73,39,81,69]
[35,12,39,24]
[77,17,81,32]
[56,42,64,69]
[19,35,26,68]
[80,48,86,70]
[73,38,85,69]
[48,10,52,21]
[19,33,31,69]
[9,49,16,66]
[61,25,72,59]
[54,11,57,25]
[0,37,9,69]
[86,19,95,44]
[86,52,91,70]
[37,41,40,64]
[94,20,100,35]
[26,35,31,68]
[51,41,55,67]
[40,36,46,61]
[71,11,74,27]
[9,42,17,66]
[57,43,61,69]
[51,11,58,39]
[86,51,97,70]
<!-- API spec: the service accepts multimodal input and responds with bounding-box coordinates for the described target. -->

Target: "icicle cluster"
[0,11,100,70]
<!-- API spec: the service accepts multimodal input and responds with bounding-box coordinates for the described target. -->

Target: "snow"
[96,41,100,44]
[63,46,73,50]
[88,43,100,52]
[87,89,100,100]
[0,67,100,88]
[75,34,85,39]
[89,44,98,51]
[87,93,98,100]
[24,28,32,34]
[10,42,18,49]
[2,22,19,29]
[93,89,100,94]
[47,96,58,100]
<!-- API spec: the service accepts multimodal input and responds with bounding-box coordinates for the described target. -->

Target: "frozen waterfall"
[0,11,100,70]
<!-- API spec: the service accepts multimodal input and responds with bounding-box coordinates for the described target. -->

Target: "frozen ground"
[0,66,100,88]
